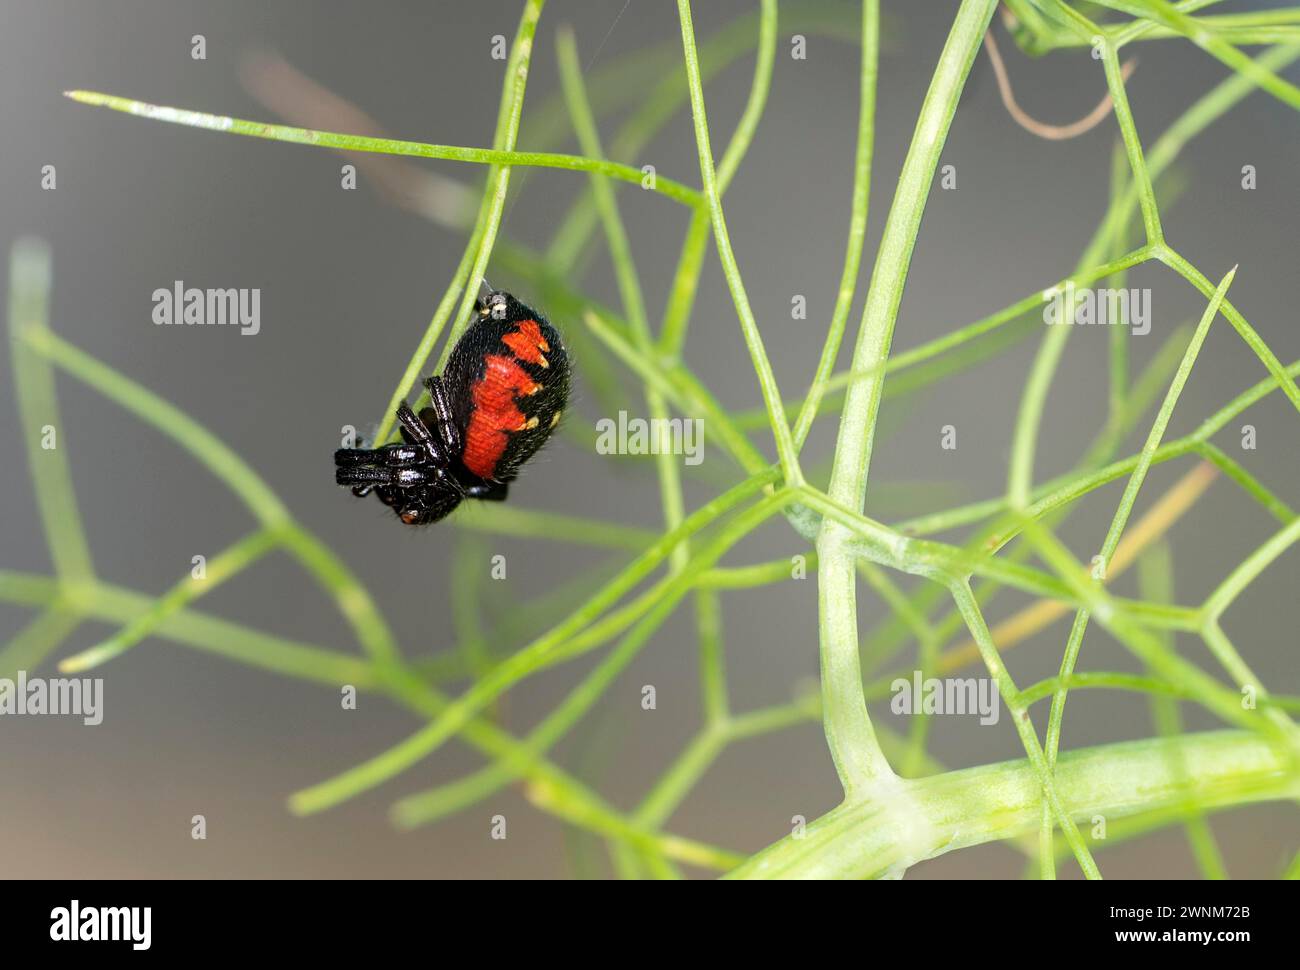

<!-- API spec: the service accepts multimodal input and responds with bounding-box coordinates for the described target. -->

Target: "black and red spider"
[335,289,570,525]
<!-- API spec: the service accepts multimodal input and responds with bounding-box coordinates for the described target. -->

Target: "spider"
[334,290,570,525]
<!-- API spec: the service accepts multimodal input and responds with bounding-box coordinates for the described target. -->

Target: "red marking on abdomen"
[462,355,539,479]
[502,319,549,365]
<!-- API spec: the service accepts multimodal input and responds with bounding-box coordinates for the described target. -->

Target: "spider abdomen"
[444,299,570,484]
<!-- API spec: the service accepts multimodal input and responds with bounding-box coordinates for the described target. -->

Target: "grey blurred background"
[1,1,1297,878]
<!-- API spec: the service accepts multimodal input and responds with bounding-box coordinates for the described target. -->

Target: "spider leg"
[396,402,452,465]
[336,465,447,488]
[421,375,463,456]
[464,480,509,502]
[336,443,428,495]
[334,444,422,467]
[335,404,467,521]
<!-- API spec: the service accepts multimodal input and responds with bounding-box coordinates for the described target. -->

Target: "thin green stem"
[7,239,95,593]
[556,26,687,571]
[63,89,699,207]
[59,528,281,673]
[677,0,805,489]
[793,0,879,449]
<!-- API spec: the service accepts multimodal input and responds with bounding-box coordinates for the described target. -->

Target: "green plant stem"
[0,570,377,687]
[0,606,81,683]
[728,731,1297,878]
[7,239,95,594]
[652,0,779,365]
[1202,519,1300,623]
[62,90,699,207]
[677,0,805,489]
[793,0,879,449]
[555,27,687,571]
[1156,245,1300,413]
[1131,0,1300,110]
[1139,543,1229,879]
[371,0,548,445]
[59,528,281,672]
[815,0,997,799]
